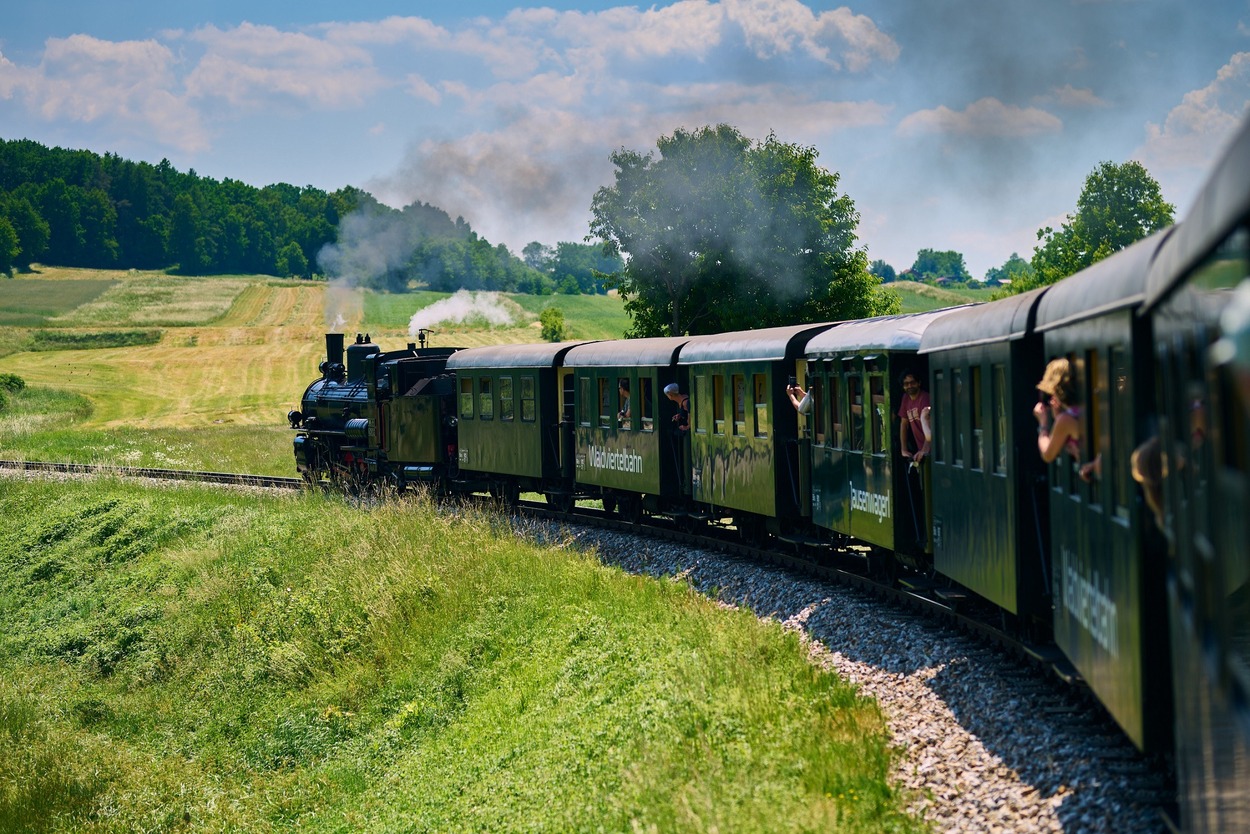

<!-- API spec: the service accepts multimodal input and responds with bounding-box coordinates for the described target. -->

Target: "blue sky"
[3,1,1248,278]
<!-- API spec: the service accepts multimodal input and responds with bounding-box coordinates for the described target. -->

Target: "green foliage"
[1013,160,1174,293]
[0,216,17,274]
[983,252,1034,287]
[539,305,568,341]
[0,373,25,392]
[27,329,162,351]
[0,480,922,833]
[908,249,970,283]
[0,138,358,276]
[591,125,891,336]
[869,259,896,283]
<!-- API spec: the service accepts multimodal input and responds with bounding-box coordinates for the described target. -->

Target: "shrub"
[0,373,24,392]
[539,306,567,342]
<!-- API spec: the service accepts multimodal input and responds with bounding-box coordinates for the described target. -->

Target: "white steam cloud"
[408,290,518,336]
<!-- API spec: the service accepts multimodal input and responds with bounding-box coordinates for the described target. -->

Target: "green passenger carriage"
[562,337,692,518]
[445,342,589,504]
[677,323,836,535]
[801,310,963,561]
[918,290,1051,624]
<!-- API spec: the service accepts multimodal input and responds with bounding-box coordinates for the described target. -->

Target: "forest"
[0,138,618,294]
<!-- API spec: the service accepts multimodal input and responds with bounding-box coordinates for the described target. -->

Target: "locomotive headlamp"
[287,410,303,428]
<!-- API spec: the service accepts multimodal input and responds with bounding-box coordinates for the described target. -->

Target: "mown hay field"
[0,268,628,473]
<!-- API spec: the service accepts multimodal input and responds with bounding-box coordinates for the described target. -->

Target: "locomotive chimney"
[325,333,345,367]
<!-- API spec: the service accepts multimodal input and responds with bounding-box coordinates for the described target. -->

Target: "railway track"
[0,459,304,490]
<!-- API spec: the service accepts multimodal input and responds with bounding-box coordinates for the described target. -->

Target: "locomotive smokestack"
[326,333,345,367]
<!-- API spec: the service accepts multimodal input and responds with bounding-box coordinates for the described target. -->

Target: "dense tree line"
[0,138,557,293]
[0,137,358,276]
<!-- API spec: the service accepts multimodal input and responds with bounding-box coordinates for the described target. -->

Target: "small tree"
[539,306,567,342]
[1019,160,1174,292]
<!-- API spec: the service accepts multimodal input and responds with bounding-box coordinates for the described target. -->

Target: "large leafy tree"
[590,124,894,337]
[1023,160,1174,291]
[909,249,970,283]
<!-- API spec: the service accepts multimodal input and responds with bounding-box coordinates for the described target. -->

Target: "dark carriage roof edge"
[1145,116,1250,311]
[918,287,1047,353]
[676,322,839,364]
[804,306,977,356]
[561,335,693,367]
[445,340,600,369]
[1034,230,1169,332]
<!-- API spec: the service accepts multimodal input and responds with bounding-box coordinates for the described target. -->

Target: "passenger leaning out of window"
[1033,358,1082,464]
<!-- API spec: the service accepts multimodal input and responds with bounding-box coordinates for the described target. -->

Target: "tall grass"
[0,479,924,833]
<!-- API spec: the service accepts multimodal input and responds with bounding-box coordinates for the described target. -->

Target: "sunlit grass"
[887,281,995,314]
[0,478,924,833]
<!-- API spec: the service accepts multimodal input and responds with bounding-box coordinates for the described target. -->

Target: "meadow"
[886,281,997,314]
[0,268,630,474]
[0,267,943,831]
[0,477,924,833]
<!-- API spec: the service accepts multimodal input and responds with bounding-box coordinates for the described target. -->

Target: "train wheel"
[602,493,618,515]
[546,493,574,514]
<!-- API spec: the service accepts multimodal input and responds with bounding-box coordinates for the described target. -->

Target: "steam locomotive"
[289,118,1250,831]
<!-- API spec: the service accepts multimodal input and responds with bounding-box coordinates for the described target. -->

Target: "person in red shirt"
[897,371,931,463]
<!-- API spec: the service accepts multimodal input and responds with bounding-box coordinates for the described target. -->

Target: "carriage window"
[478,376,493,420]
[1087,349,1105,508]
[521,376,535,422]
[934,370,947,464]
[640,378,654,432]
[829,374,843,448]
[598,377,611,428]
[847,374,865,451]
[733,374,746,436]
[970,366,984,471]
[753,374,768,438]
[992,365,1007,474]
[460,377,474,419]
[500,376,514,422]
[870,375,887,454]
[951,368,964,466]
[695,375,708,434]
[713,375,726,435]
[617,377,632,431]
[577,380,592,430]
[812,376,826,446]
[1110,347,1131,519]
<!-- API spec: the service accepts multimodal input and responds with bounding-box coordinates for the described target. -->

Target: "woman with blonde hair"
[1033,358,1081,463]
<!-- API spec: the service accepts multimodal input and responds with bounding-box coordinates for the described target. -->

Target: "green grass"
[53,274,255,327]
[0,384,296,475]
[0,279,117,326]
[28,329,163,351]
[887,281,996,314]
[362,290,631,341]
[0,479,924,833]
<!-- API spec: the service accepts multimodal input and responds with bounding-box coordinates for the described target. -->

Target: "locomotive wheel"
[602,493,618,515]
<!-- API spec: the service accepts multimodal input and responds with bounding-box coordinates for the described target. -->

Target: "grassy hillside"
[0,268,629,473]
[0,477,922,833]
[886,281,996,314]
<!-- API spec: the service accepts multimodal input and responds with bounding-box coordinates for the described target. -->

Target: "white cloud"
[1038,84,1108,109]
[181,23,389,108]
[0,36,208,152]
[897,97,1063,138]
[1139,52,1250,171]
[723,0,899,70]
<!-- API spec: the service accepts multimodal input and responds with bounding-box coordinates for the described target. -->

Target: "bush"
[0,373,24,392]
[539,306,567,342]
